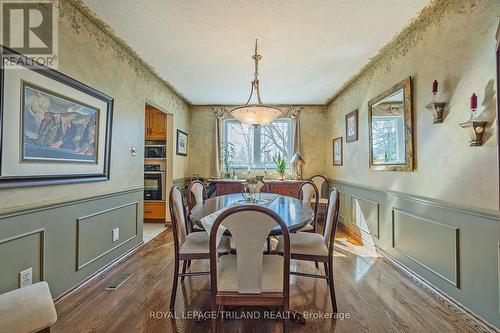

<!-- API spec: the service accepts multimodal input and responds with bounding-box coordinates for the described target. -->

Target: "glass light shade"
[230,105,282,126]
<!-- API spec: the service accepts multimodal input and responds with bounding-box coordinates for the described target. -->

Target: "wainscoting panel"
[392,209,459,287]
[0,229,45,291]
[351,195,379,242]
[0,188,143,298]
[77,202,139,270]
[330,179,500,328]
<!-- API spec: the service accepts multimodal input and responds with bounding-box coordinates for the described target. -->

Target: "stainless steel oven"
[144,171,165,201]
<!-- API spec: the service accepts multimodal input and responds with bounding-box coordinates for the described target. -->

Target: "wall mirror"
[368,77,413,171]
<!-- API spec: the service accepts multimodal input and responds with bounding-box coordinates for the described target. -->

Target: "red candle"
[432,80,438,94]
[470,93,477,109]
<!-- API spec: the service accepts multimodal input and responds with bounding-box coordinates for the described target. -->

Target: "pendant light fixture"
[230,39,281,126]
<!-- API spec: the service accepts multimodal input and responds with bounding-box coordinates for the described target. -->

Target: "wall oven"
[144,171,165,201]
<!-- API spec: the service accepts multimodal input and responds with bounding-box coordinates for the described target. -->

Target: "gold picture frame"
[368,77,413,171]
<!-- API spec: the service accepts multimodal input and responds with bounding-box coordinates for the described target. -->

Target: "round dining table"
[190,193,314,235]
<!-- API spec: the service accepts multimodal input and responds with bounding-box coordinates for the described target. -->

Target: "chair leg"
[181,261,187,282]
[327,262,337,314]
[187,260,191,269]
[266,237,271,253]
[211,304,218,333]
[324,263,329,285]
[169,258,180,313]
[315,262,319,269]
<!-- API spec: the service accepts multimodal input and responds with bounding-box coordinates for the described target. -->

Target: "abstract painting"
[22,82,99,163]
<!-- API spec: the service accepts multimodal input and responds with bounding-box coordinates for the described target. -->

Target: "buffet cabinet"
[210,179,305,198]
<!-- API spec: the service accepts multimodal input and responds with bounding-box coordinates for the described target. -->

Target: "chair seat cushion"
[276,232,328,256]
[179,232,230,255]
[217,255,284,292]
[0,282,57,333]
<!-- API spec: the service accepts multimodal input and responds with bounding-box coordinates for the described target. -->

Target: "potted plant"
[272,153,287,180]
[219,143,234,178]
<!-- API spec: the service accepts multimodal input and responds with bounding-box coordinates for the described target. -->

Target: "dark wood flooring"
[53,228,478,333]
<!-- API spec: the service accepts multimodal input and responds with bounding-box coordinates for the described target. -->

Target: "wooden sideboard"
[210,179,306,198]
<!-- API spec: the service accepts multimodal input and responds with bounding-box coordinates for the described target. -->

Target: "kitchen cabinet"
[145,106,166,140]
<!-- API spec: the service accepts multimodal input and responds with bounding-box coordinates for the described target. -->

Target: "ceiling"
[83,0,430,105]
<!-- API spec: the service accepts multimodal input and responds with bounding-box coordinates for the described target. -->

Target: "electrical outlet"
[19,267,32,288]
[112,227,120,242]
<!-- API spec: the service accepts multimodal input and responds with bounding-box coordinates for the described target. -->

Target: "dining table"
[189,192,315,235]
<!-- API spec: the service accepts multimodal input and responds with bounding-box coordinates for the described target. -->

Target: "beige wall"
[0,1,190,211]
[188,105,327,179]
[325,0,499,211]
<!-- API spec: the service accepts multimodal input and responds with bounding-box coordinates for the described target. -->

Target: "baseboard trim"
[54,241,145,307]
[377,248,499,333]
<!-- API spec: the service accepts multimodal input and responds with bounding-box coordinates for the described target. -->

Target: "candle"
[432,80,438,94]
[470,93,477,110]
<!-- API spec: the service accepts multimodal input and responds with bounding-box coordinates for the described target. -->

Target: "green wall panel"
[0,189,143,298]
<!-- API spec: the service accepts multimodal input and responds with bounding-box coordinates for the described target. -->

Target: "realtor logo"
[1,0,58,68]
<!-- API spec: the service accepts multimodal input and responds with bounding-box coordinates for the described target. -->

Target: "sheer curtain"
[211,107,229,178]
[284,107,303,177]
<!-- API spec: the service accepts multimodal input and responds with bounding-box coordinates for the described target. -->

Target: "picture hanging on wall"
[0,46,113,189]
[176,129,188,156]
[333,137,343,166]
[345,109,358,142]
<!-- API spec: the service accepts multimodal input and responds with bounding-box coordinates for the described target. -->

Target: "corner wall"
[0,1,189,298]
[325,0,500,327]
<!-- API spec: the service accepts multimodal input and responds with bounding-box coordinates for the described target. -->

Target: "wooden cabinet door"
[144,202,166,220]
[149,109,166,139]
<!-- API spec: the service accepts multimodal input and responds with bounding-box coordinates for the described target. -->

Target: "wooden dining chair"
[296,181,319,233]
[168,186,231,313]
[276,187,340,314]
[187,180,207,232]
[209,206,291,332]
[309,175,329,200]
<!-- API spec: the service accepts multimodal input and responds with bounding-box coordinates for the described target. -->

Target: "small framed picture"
[345,109,358,142]
[176,129,188,156]
[333,137,343,166]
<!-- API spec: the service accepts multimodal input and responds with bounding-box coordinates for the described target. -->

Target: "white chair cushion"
[217,255,284,292]
[179,232,230,255]
[277,232,328,256]
[0,282,57,333]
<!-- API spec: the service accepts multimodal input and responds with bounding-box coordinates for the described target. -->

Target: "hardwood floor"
[54,228,478,333]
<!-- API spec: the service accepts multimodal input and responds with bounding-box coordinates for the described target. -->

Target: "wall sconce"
[425,80,447,123]
[130,146,137,156]
[459,93,487,146]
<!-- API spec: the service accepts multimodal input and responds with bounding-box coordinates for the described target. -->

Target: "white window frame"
[223,118,293,170]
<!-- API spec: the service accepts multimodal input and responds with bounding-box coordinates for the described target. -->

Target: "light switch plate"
[19,267,32,288]
[112,227,120,242]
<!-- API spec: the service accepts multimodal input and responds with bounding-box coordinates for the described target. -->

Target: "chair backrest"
[187,180,207,210]
[169,186,188,251]
[210,206,290,295]
[323,188,340,253]
[298,181,318,206]
[310,175,329,199]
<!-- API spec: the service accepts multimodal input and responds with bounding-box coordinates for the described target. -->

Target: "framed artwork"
[345,109,358,142]
[176,129,188,156]
[0,46,113,188]
[333,137,343,166]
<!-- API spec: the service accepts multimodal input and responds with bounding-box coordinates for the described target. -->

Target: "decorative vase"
[278,172,285,181]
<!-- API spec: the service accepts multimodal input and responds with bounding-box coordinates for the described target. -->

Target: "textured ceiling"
[82,0,430,105]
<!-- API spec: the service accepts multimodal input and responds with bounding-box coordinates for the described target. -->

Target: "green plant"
[219,143,235,173]
[272,153,287,174]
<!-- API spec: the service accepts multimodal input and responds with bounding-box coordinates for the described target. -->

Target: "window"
[223,119,292,170]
